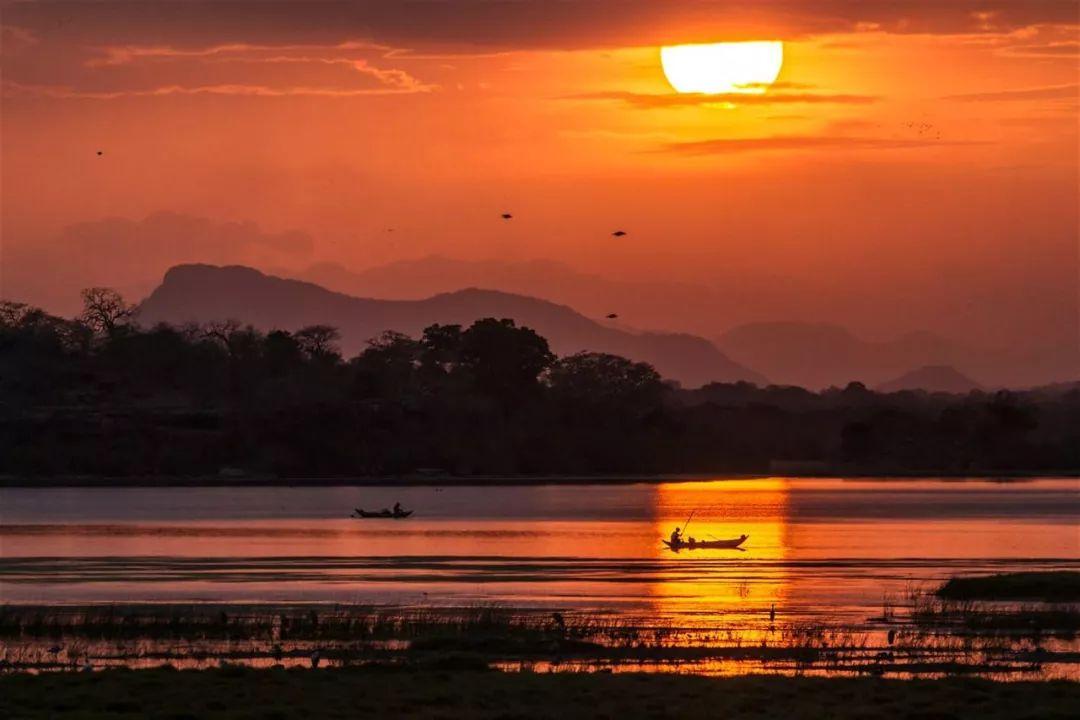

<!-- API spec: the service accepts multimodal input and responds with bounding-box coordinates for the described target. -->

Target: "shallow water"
[2,478,1077,625]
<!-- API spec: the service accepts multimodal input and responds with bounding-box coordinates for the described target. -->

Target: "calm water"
[1,478,1077,626]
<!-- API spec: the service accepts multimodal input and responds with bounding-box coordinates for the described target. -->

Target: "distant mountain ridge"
[876,365,983,394]
[282,257,1076,389]
[716,321,982,390]
[138,264,766,387]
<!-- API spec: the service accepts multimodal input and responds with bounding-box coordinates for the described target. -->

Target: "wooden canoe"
[663,534,748,550]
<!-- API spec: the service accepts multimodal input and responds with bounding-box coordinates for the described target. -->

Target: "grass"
[0,605,621,646]
[1,667,1077,720]
[4,601,1077,678]
[936,572,1080,603]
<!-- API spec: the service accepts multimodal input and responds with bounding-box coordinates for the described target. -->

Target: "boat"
[352,508,413,519]
[662,534,748,550]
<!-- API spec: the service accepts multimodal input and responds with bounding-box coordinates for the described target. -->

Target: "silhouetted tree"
[351,331,420,400]
[0,300,33,327]
[79,287,136,336]
[420,324,463,373]
[548,352,665,415]
[264,330,304,376]
[0,301,1077,477]
[294,324,342,361]
[459,318,554,407]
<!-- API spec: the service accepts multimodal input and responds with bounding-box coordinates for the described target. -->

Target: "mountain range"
[282,257,1075,389]
[138,264,765,387]
[715,321,983,390]
[875,365,983,394]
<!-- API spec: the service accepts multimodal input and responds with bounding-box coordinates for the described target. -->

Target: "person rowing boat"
[663,533,748,550]
[352,504,413,519]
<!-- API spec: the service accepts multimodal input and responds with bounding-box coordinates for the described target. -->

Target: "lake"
[2,478,1077,628]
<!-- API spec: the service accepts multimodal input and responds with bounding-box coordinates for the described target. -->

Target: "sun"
[660,41,784,95]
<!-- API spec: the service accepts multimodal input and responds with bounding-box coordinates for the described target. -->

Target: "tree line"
[1,288,1077,477]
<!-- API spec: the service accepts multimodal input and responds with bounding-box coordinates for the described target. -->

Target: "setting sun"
[2,1,1079,711]
[660,41,784,94]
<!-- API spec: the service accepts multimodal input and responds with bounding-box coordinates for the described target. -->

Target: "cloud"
[3,212,316,311]
[4,1,1076,53]
[2,30,434,100]
[944,84,1079,102]
[570,90,877,108]
[3,2,1074,102]
[83,40,392,67]
[80,40,429,91]
[0,24,38,54]
[1004,41,1080,57]
[3,81,432,99]
[662,135,981,155]
[58,211,314,257]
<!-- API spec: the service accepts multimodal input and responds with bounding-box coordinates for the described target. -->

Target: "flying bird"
[611,230,626,237]
[605,313,618,319]
[96,150,103,156]
[501,213,513,220]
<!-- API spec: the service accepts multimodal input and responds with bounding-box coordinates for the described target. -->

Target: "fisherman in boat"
[669,527,683,546]
[393,502,403,516]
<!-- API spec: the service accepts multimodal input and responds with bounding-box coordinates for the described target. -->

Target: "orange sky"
[1,1,1077,370]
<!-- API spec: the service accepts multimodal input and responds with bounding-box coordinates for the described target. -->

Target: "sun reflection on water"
[648,478,792,640]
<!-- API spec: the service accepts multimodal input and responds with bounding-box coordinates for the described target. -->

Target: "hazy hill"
[716,321,977,390]
[138,264,765,387]
[286,257,740,338]
[286,257,1076,389]
[876,365,983,394]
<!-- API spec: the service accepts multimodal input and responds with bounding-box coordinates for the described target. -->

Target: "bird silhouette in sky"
[612,230,626,237]
[501,213,513,220]
[96,150,103,156]
[605,313,618,319]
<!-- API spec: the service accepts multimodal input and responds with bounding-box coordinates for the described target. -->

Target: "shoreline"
[2,471,1077,488]
[2,669,1077,720]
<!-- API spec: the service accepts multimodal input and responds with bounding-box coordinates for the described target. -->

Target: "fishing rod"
[680,509,696,535]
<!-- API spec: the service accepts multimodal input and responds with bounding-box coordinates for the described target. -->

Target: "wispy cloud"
[944,84,1079,102]
[569,90,877,108]
[3,81,433,99]
[663,135,982,155]
[7,1,1077,53]
[85,41,394,67]
[0,24,39,54]
[1003,41,1080,57]
[76,40,434,94]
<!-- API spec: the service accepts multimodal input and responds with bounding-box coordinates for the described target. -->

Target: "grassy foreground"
[2,667,1078,720]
